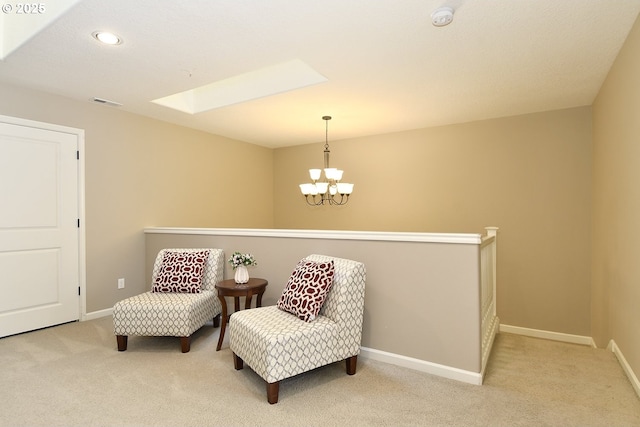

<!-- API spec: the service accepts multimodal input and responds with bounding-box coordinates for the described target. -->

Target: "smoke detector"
[431,6,454,27]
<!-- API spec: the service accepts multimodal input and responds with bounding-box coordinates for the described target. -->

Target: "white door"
[0,117,81,337]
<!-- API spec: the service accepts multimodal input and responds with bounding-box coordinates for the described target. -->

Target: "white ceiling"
[1,0,639,148]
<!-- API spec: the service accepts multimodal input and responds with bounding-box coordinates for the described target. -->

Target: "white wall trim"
[360,346,482,385]
[481,316,500,380]
[0,114,87,326]
[144,227,483,245]
[82,308,483,385]
[85,307,112,321]
[500,324,595,347]
[83,308,482,386]
[77,132,87,322]
[82,310,639,398]
[608,340,640,399]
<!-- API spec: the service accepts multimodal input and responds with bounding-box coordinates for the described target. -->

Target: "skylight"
[151,59,328,114]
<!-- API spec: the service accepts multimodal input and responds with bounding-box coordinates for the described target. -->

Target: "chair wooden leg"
[233,352,244,370]
[213,313,221,328]
[180,336,191,353]
[267,381,279,404]
[346,355,357,375]
[116,335,128,351]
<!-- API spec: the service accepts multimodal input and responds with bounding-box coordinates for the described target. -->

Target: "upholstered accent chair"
[229,254,366,403]
[113,248,224,353]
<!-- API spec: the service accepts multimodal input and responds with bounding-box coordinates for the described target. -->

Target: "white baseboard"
[499,324,595,347]
[481,316,500,380]
[500,324,640,400]
[608,340,640,399]
[81,307,482,385]
[81,310,637,398]
[359,347,483,385]
[83,307,113,321]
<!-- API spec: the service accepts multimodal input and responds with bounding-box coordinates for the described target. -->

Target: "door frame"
[0,114,86,320]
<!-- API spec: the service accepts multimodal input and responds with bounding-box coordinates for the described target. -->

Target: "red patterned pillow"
[152,250,210,293]
[277,258,335,322]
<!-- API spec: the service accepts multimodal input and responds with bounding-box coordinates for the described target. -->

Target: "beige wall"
[275,107,593,336]
[0,83,274,312]
[1,84,594,343]
[592,15,640,376]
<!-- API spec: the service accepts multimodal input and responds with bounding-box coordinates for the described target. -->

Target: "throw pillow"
[277,258,335,322]
[152,250,210,293]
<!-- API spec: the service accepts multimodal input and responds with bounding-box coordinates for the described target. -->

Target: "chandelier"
[299,116,354,206]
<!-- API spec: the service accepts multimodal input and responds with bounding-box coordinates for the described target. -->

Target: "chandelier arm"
[303,192,350,206]
[328,193,349,206]
[304,194,325,206]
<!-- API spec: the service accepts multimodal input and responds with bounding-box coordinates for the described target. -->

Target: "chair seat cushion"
[230,306,348,383]
[113,290,220,337]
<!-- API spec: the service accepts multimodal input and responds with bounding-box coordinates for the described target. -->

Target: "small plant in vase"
[228,252,257,284]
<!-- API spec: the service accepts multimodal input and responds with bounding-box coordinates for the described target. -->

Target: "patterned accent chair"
[229,254,366,403]
[113,248,224,353]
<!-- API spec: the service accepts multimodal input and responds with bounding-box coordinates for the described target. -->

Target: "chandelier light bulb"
[316,182,329,194]
[309,169,322,181]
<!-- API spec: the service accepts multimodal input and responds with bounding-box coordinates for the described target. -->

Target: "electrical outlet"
[118,278,125,289]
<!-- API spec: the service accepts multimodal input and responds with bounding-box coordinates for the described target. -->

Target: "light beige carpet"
[0,316,638,427]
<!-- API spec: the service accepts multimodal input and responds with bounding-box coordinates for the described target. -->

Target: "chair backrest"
[151,248,224,292]
[306,254,366,344]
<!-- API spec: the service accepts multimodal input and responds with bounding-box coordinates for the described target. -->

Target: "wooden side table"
[215,277,268,351]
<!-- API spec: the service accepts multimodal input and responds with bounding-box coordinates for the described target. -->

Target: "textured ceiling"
[1,0,639,148]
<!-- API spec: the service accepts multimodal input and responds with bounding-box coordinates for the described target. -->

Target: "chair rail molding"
[144,227,483,244]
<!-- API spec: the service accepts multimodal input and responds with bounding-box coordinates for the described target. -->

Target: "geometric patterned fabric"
[277,258,335,322]
[229,254,366,384]
[152,249,210,293]
[113,248,224,338]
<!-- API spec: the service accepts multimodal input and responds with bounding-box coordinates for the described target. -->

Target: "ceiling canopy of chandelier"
[299,116,354,206]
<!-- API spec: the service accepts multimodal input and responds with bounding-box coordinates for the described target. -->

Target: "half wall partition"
[144,226,498,384]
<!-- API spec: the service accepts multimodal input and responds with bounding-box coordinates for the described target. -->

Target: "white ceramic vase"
[234,265,249,284]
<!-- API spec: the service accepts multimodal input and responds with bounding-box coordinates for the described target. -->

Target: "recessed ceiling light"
[92,31,122,45]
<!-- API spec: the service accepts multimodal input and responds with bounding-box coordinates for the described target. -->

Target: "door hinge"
[78,286,81,296]
[76,150,79,160]
[77,218,80,228]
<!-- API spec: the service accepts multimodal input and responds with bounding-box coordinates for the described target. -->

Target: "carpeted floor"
[0,316,638,426]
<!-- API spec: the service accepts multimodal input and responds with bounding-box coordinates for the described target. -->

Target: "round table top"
[215,277,268,291]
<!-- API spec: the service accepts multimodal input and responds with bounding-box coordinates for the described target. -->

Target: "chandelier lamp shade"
[299,116,354,206]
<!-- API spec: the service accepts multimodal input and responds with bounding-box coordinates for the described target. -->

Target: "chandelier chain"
[324,116,330,151]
